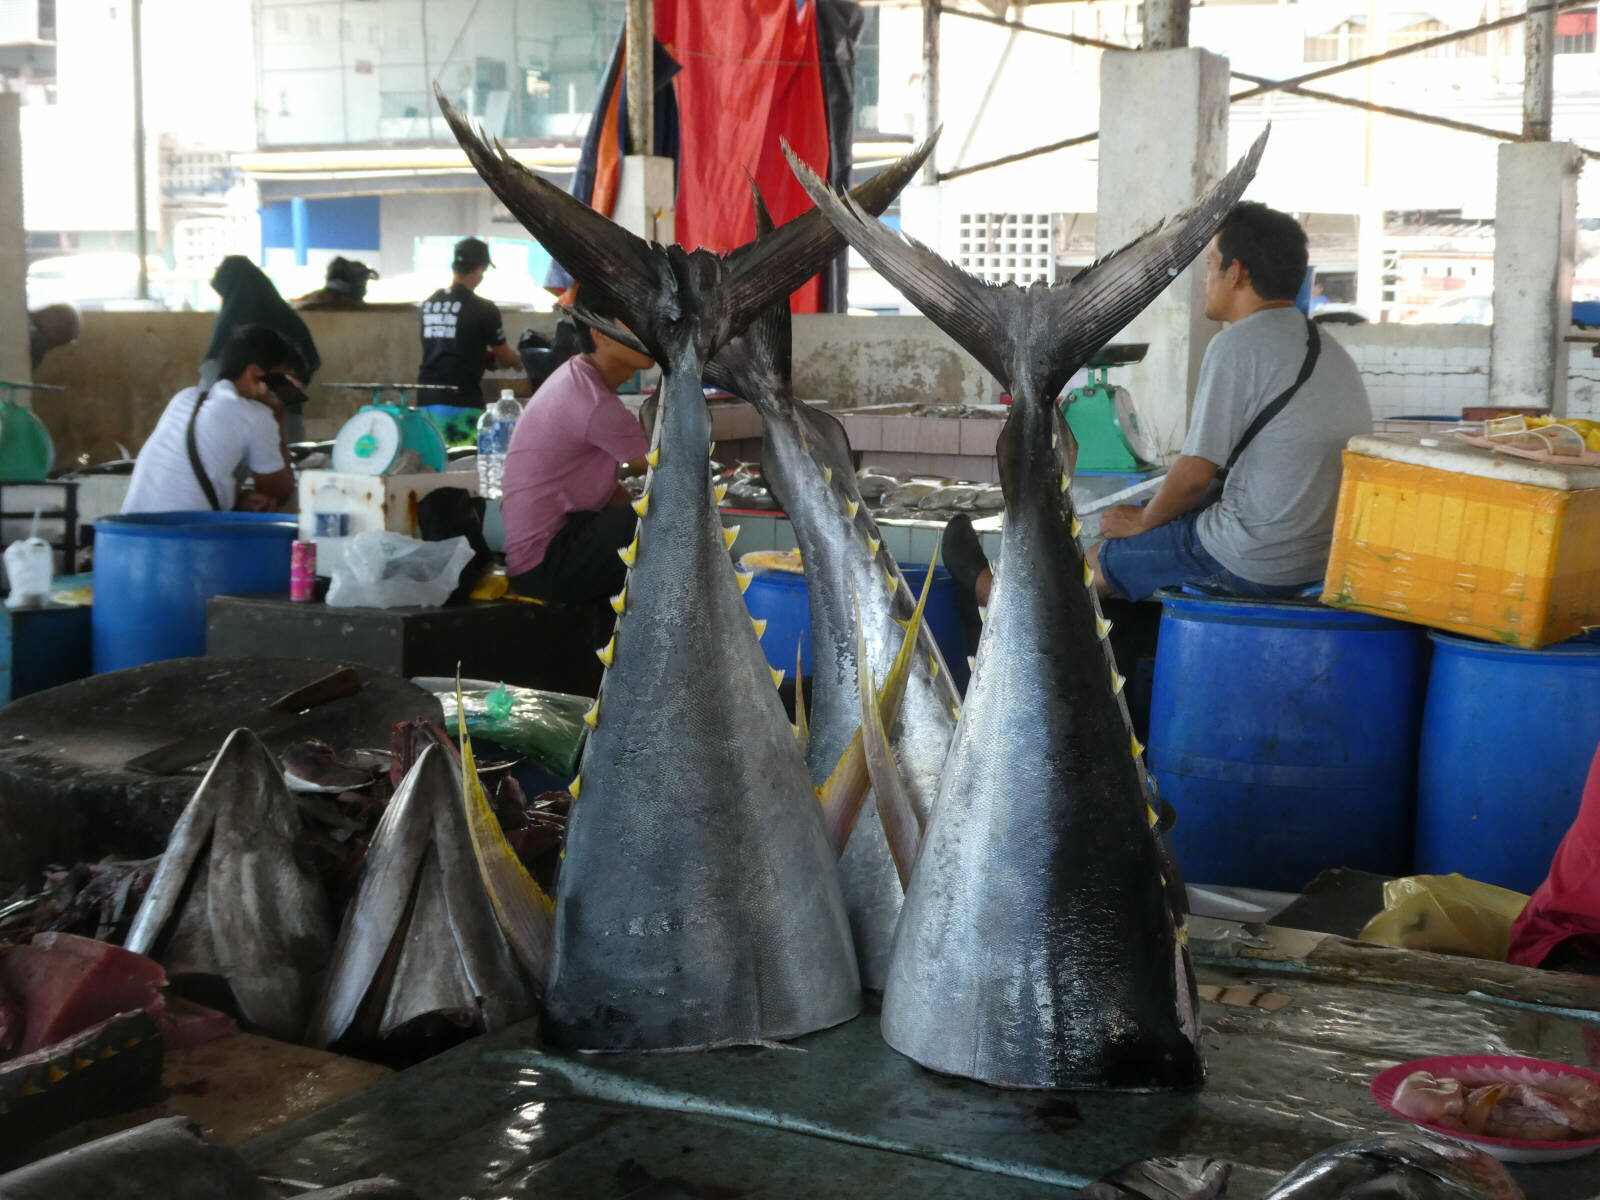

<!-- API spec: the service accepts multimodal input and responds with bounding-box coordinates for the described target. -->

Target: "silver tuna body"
[542,358,860,1050]
[746,393,960,989]
[788,129,1271,1090]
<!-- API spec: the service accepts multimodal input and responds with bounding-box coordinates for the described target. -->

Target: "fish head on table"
[1259,1134,1523,1200]
[123,728,333,1043]
[436,88,932,1051]
[788,130,1268,1090]
[702,184,965,990]
[305,742,537,1051]
[1080,1155,1232,1200]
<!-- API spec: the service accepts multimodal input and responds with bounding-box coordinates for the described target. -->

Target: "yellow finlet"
[1147,803,1159,828]
[928,653,940,678]
[46,1064,67,1083]
[1083,560,1094,587]
[735,569,753,594]
[1131,732,1145,759]
[770,666,786,688]
[1060,474,1070,493]
[823,466,833,484]
[714,483,729,504]
[846,499,859,520]
[583,699,600,729]
[569,774,582,799]
[751,617,768,639]
[646,446,660,468]
[596,638,615,667]
[723,525,740,550]
[1112,671,1126,695]
[631,493,650,517]
[611,587,628,615]
[950,703,962,722]
[966,655,977,673]
[1071,516,1082,538]
[1052,432,1059,449]
[867,536,881,556]
[1096,613,1113,639]
[794,640,809,753]
[618,536,639,566]
[884,566,898,593]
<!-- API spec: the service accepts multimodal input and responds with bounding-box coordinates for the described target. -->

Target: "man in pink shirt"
[502,314,654,604]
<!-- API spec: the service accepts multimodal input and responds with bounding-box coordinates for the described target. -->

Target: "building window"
[306,12,322,37]
[1304,21,1367,64]
[273,9,289,34]
[1557,8,1597,54]
[958,213,1054,285]
[1389,19,1486,57]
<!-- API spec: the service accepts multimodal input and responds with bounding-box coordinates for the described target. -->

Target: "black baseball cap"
[453,237,493,271]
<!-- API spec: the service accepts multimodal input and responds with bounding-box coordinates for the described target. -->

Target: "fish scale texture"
[544,368,860,1050]
[763,406,960,990]
[882,401,1201,1090]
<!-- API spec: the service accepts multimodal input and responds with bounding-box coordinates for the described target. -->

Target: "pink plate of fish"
[1372,1055,1600,1163]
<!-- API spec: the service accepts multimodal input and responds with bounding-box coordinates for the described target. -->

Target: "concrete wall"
[30,310,1599,469]
[33,308,559,464]
[0,94,28,385]
[791,315,998,409]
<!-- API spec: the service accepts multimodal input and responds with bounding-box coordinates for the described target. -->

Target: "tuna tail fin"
[456,679,556,992]
[854,589,922,889]
[702,183,796,409]
[439,84,934,361]
[816,551,939,856]
[437,86,661,348]
[787,128,1269,405]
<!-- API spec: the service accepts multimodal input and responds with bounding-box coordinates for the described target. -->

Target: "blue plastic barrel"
[1148,593,1429,891]
[93,512,298,673]
[743,564,968,689]
[1414,632,1600,894]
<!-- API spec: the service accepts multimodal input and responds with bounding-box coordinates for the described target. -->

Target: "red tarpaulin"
[655,0,831,312]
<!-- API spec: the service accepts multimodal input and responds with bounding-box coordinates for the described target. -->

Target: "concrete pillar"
[0,94,28,386]
[1489,142,1580,416]
[1524,0,1555,141]
[615,155,676,244]
[1095,48,1228,461]
[1144,0,1190,50]
[625,0,653,155]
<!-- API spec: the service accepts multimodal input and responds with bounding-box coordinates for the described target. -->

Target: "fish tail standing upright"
[789,129,1269,1090]
[704,187,962,990]
[436,86,933,1050]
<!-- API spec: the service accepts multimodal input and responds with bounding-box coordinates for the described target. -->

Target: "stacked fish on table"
[701,198,962,988]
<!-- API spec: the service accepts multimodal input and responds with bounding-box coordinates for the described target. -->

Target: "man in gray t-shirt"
[1089,203,1372,602]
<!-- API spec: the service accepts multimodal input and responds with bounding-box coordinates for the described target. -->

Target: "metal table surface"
[242,958,1600,1198]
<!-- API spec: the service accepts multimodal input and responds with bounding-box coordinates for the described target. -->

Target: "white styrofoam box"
[298,468,479,577]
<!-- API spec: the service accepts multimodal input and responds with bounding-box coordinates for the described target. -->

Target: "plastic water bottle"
[476,389,523,499]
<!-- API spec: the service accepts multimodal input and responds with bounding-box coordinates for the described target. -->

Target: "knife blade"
[125,668,363,776]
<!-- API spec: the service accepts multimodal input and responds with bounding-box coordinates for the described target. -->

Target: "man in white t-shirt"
[123,325,305,514]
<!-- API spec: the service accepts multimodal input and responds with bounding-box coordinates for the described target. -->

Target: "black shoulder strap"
[185,387,223,511]
[1219,317,1321,478]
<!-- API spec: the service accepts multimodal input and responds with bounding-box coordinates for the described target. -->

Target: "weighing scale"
[1058,344,1158,471]
[0,382,63,483]
[321,383,455,476]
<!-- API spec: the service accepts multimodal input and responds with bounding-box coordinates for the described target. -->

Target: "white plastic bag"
[325,530,474,610]
[4,537,53,609]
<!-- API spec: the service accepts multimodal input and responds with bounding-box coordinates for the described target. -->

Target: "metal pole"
[420,0,431,134]
[131,0,149,301]
[921,0,939,185]
[1144,0,1190,50]
[1525,0,1556,140]
[626,0,653,155]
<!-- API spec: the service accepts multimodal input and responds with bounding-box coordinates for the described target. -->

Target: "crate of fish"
[1322,433,1600,648]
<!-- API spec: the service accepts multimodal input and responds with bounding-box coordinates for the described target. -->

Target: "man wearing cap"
[417,236,521,440]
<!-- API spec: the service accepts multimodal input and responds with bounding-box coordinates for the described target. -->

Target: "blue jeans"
[1097,511,1316,602]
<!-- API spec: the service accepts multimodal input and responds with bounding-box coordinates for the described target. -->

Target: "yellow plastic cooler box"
[1322,432,1600,648]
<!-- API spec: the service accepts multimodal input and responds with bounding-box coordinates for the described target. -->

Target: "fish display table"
[240,944,1600,1199]
[205,593,612,698]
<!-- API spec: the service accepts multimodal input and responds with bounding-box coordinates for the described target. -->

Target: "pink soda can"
[290,540,317,602]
